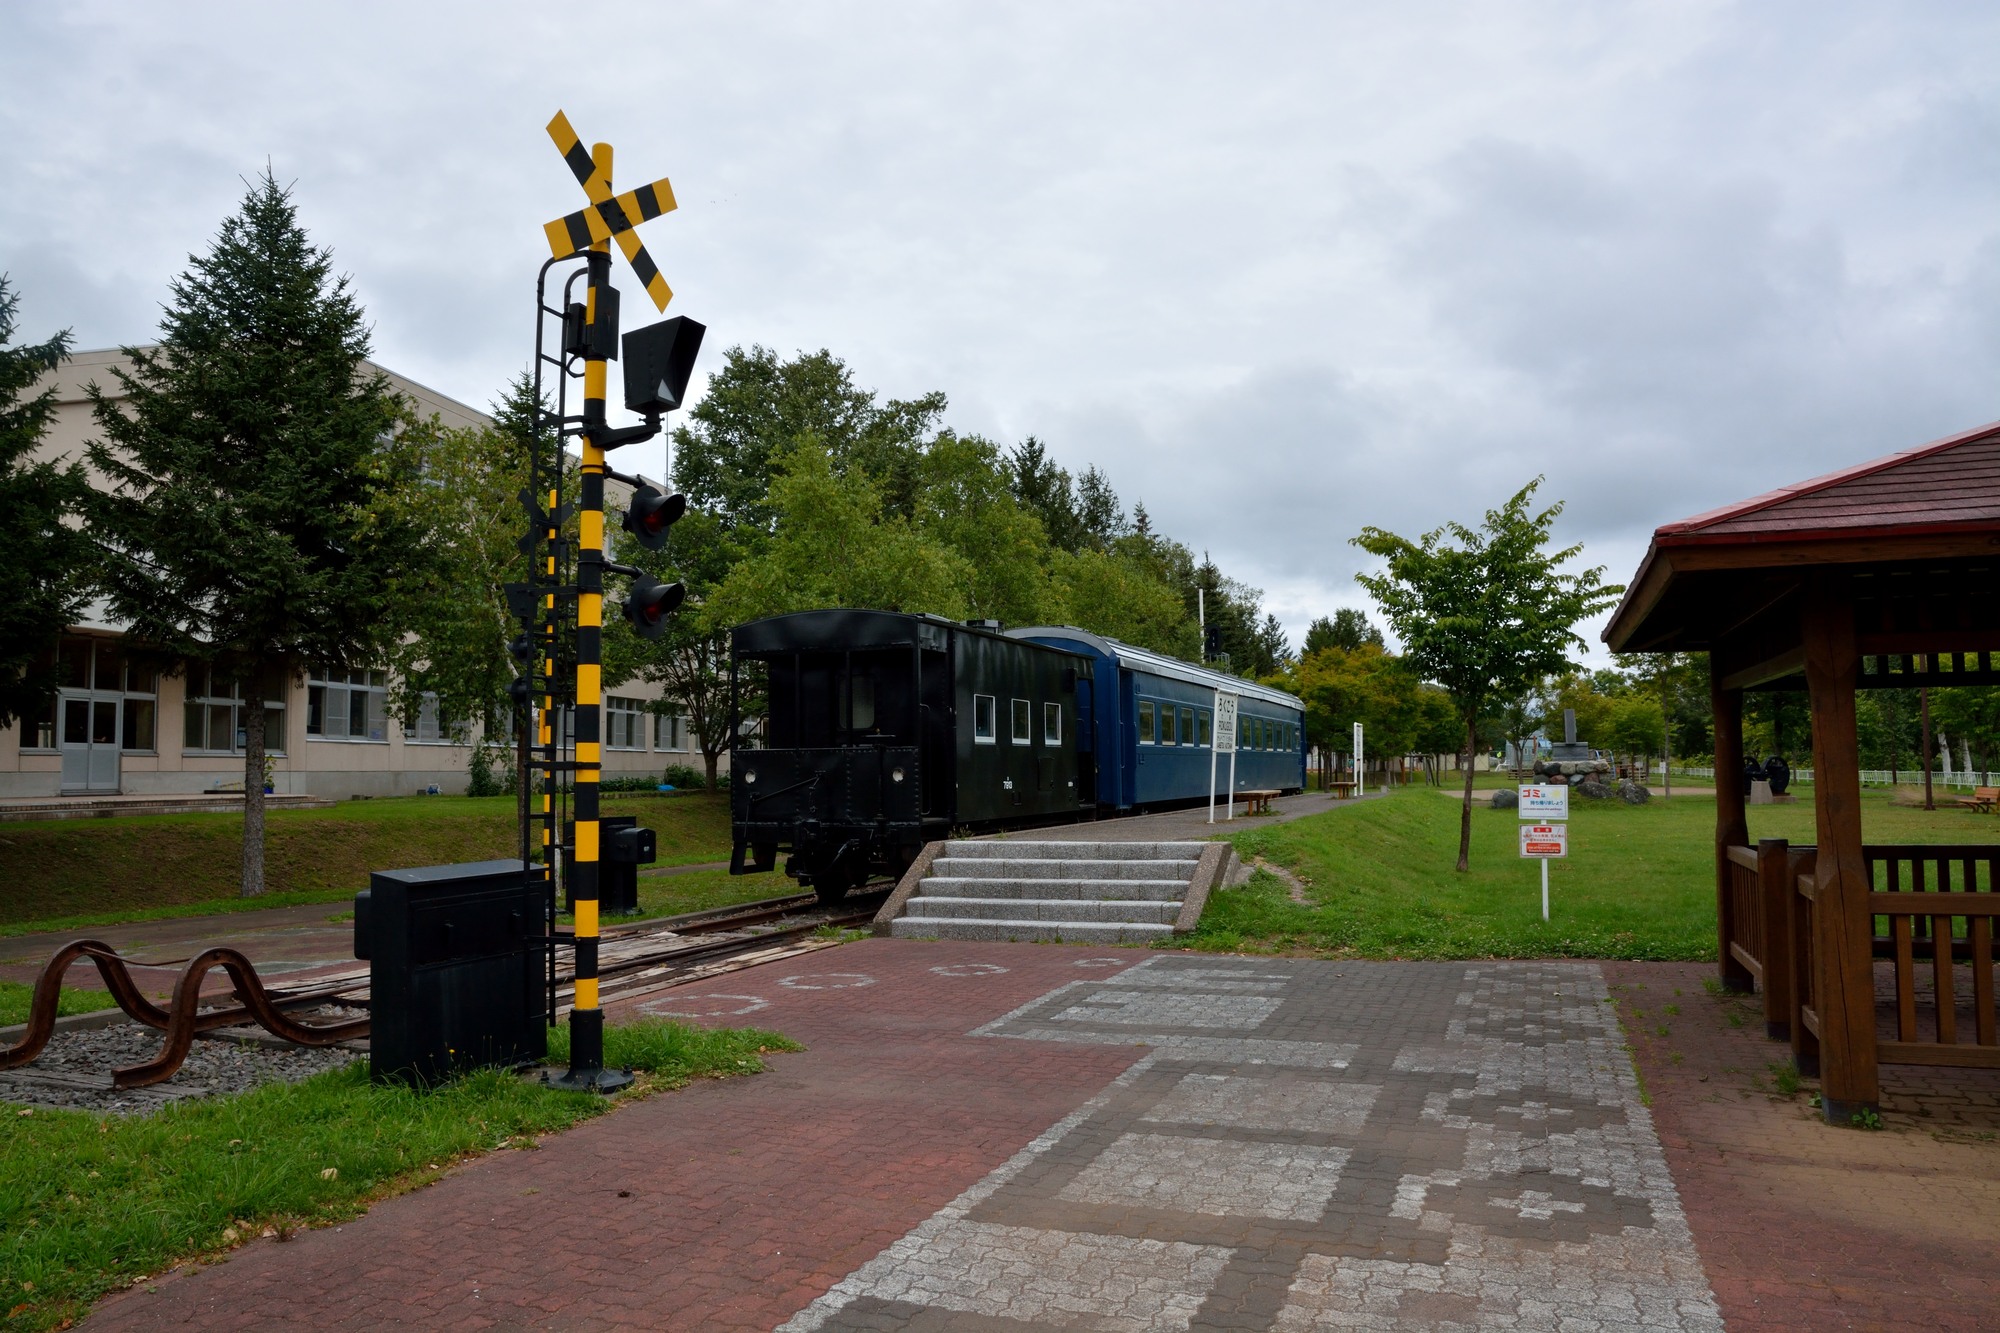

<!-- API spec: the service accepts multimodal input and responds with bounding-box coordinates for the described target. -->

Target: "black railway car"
[728,610,1090,901]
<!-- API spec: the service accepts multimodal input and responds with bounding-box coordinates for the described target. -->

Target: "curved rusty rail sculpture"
[0,939,370,1088]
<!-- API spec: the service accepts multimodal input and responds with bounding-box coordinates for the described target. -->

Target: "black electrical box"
[354,859,550,1086]
[560,815,653,916]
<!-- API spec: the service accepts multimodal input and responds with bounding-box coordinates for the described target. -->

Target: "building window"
[1159,704,1177,746]
[655,713,688,752]
[306,668,387,742]
[183,666,287,755]
[606,696,645,750]
[1197,709,1212,747]
[408,692,469,745]
[1043,701,1062,745]
[1138,701,1155,744]
[1011,698,1031,744]
[973,694,996,744]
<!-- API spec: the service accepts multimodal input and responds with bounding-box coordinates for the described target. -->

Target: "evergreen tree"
[0,278,94,731]
[85,171,426,896]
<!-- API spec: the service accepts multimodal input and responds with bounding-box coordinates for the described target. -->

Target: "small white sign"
[1517,785,1569,820]
[1214,692,1239,753]
[1520,824,1568,858]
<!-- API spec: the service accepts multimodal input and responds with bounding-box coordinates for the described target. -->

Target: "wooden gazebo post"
[1802,574,1880,1120]
[1711,672,1753,994]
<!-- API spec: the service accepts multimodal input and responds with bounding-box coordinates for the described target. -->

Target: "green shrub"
[661,764,705,789]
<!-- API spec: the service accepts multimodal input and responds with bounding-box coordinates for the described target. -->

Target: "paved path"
[91,942,1721,1330]
[989,790,1379,844]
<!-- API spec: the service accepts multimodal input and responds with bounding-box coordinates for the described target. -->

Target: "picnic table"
[1236,789,1280,815]
[1327,779,1359,798]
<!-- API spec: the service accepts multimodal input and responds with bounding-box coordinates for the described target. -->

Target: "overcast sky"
[5,2,1995,661]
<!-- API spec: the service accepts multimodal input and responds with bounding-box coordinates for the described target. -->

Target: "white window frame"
[183,667,288,756]
[1010,698,1031,745]
[605,695,645,751]
[973,694,997,744]
[655,712,688,752]
[1043,701,1062,746]
[306,668,388,743]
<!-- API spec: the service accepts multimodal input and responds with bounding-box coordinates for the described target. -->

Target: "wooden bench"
[1327,779,1358,799]
[1236,789,1280,815]
[1955,786,2000,813]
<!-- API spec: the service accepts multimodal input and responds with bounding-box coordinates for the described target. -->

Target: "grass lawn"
[1194,785,2000,960]
[0,984,113,1028]
[0,1017,799,1331]
[0,792,733,937]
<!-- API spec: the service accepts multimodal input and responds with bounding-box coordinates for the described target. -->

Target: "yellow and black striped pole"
[556,140,629,1091]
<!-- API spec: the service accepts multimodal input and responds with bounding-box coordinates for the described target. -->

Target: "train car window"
[1011,698,1031,744]
[1159,705,1177,746]
[1138,701,1155,744]
[973,694,996,744]
[1198,710,1212,746]
[849,676,876,732]
[1238,715,1249,749]
[1043,701,1062,745]
[1179,707,1194,745]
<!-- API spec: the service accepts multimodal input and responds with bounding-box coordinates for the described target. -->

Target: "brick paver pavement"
[85,944,1728,1331]
[1606,961,2000,1333]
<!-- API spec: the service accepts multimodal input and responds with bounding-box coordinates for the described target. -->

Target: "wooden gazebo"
[1605,420,2000,1122]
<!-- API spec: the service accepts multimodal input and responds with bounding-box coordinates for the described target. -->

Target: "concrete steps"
[875,839,1234,944]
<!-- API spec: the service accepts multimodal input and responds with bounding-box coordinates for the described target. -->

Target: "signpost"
[1210,691,1239,822]
[1353,721,1364,795]
[1518,788,1568,921]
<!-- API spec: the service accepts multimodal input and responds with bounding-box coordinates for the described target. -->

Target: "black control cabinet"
[354,859,549,1085]
[560,815,654,915]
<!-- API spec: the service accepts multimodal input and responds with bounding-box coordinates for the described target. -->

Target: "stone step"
[928,856,1200,882]
[941,840,1208,861]
[889,916,1175,944]
[909,896,1181,924]
[915,876,1190,902]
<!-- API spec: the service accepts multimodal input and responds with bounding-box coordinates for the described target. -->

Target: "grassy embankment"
[0,1018,800,1332]
[0,792,744,937]
[1194,785,1999,960]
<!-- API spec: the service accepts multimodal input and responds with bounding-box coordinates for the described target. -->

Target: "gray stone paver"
[780,956,1721,1332]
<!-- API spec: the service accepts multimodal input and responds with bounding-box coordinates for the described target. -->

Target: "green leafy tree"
[1304,609,1383,657]
[671,345,944,530]
[704,443,973,627]
[1046,546,1197,656]
[84,172,426,895]
[605,506,742,787]
[1354,479,1622,871]
[915,431,1061,624]
[0,278,95,730]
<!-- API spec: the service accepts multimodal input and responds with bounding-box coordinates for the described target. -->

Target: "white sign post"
[1519,821,1567,920]
[1211,691,1239,823]
[1353,721,1364,796]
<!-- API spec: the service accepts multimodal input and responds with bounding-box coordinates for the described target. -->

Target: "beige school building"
[3,349,708,802]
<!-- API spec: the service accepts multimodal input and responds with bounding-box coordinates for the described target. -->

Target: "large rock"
[1490,787,1519,810]
[1574,777,1613,801]
[1616,780,1651,805]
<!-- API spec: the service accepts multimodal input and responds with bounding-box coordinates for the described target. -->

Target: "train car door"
[1073,672,1095,804]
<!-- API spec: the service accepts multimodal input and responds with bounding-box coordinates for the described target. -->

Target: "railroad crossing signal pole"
[527,111,697,1093]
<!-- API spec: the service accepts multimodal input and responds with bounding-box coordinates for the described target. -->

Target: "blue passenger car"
[1005,626,1306,811]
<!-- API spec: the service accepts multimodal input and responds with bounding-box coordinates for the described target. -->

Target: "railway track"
[3,885,891,1090]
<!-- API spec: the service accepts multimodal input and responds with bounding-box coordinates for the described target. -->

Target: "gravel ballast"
[1,1012,364,1115]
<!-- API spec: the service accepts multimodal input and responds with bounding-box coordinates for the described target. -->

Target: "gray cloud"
[4,0,1995,660]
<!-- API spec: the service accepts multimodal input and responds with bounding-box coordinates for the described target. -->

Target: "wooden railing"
[1725,840,1998,1070]
[1865,845,1999,1068]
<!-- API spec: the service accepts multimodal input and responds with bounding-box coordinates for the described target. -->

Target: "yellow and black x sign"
[542,110,677,312]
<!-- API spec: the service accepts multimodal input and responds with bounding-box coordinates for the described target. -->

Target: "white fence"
[1665,764,1991,790]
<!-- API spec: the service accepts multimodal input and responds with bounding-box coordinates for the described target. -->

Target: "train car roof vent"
[966,618,1003,630]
